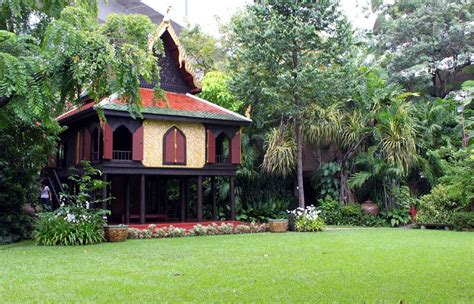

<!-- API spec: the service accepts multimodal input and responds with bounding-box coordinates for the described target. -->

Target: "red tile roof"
[112,89,229,115]
[57,89,251,123]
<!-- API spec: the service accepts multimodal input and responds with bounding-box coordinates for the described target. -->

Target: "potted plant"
[268,219,288,233]
[104,224,129,242]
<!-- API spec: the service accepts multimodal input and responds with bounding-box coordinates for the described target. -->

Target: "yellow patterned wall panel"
[143,120,206,168]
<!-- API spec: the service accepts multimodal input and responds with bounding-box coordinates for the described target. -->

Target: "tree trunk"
[295,120,305,208]
[339,166,353,204]
[0,96,11,108]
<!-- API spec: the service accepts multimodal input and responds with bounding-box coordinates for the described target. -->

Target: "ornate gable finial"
[163,5,172,23]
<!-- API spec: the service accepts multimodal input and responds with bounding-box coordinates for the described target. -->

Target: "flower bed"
[127,222,268,239]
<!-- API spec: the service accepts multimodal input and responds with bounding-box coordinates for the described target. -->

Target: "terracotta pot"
[361,201,379,215]
[268,219,288,233]
[104,225,128,242]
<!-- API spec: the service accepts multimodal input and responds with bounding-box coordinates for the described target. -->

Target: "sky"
[142,0,377,36]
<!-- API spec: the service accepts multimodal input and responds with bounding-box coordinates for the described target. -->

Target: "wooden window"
[163,127,186,165]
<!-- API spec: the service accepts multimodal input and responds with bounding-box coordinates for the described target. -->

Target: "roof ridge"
[185,93,252,123]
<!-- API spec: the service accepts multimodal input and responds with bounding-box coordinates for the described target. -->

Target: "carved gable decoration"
[146,18,201,94]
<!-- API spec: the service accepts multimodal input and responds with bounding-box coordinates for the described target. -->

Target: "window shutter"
[163,127,186,165]
[206,129,216,164]
[132,126,144,161]
[175,129,186,164]
[83,128,91,161]
[103,123,113,160]
[231,131,241,164]
[164,128,175,164]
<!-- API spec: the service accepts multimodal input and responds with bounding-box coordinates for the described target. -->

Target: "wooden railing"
[216,155,229,164]
[112,150,132,160]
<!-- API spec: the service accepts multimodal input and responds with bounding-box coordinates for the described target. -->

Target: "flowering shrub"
[34,205,108,246]
[288,205,325,232]
[127,222,268,240]
[34,162,110,246]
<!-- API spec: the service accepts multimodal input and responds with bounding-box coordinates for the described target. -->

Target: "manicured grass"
[1,229,473,303]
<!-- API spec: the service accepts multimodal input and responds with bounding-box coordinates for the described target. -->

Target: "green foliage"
[34,161,110,246]
[238,193,290,223]
[416,184,462,225]
[318,199,387,227]
[289,205,325,232]
[228,0,352,206]
[312,162,341,200]
[0,113,59,244]
[34,209,106,246]
[262,127,295,177]
[179,24,225,75]
[451,212,474,231]
[381,208,411,227]
[374,0,473,97]
[199,71,242,112]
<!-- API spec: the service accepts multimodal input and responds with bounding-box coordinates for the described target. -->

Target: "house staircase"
[41,168,64,208]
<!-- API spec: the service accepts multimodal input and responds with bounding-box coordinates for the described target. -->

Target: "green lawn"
[1,229,473,303]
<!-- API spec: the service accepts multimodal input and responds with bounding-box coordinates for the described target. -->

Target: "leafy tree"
[179,24,225,76]
[373,0,473,97]
[199,71,242,112]
[228,0,351,207]
[0,1,164,242]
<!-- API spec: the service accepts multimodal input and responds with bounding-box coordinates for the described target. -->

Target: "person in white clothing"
[40,183,51,209]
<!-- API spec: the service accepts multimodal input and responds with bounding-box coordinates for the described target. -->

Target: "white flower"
[66,213,76,223]
[85,201,90,210]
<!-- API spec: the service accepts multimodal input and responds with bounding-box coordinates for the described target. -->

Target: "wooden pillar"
[140,174,145,224]
[125,175,130,224]
[230,176,236,221]
[101,173,107,210]
[180,177,186,222]
[211,177,217,220]
[163,178,168,217]
[197,176,203,222]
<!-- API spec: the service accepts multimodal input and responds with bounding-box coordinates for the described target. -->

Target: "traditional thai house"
[50,19,251,224]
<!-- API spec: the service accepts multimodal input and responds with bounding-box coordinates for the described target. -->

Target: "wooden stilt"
[230,176,236,220]
[163,178,168,218]
[125,175,130,224]
[140,174,145,224]
[211,176,217,220]
[197,176,203,222]
[180,177,186,222]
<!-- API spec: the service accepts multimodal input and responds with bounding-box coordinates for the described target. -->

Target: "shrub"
[288,205,325,232]
[127,222,267,239]
[416,184,461,224]
[318,198,343,225]
[382,208,411,227]
[34,206,107,246]
[217,223,234,234]
[312,161,341,200]
[235,224,251,234]
[451,212,474,231]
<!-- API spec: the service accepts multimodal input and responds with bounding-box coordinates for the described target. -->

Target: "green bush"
[318,199,387,227]
[416,184,461,224]
[318,198,343,224]
[289,206,325,232]
[35,208,106,246]
[451,212,474,231]
[382,208,411,227]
